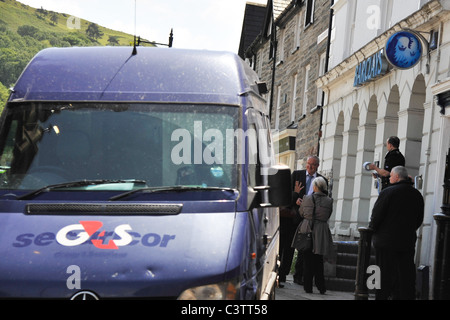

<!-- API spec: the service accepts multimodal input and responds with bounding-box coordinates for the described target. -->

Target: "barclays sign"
[385,30,423,69]
[354,30,424,87]
[354,49,389,87]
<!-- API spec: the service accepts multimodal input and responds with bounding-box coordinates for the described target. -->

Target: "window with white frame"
[246,55,257,71]
[302,65,310,116]
[277,27,285,64]
[291,73,298,123]
[275,85,281,131]
[316,52,326,106]
[293,13,302,52]
[305,0,315,28]
[258,51,263,77]
[268,18,275,60]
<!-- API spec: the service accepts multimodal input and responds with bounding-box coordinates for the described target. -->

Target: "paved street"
[275,275,356,300]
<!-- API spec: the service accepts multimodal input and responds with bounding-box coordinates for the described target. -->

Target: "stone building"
[240,0,333,172]
[240,0,450,296]
[317,0,450,296]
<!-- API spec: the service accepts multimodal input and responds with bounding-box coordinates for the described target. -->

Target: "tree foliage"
[0,81,9,114]
[86,23,104,40]
[0,22,102,89]
[0,25,47,87]
[0,0,143,107]
[107,35,122,46]
[17,25,39,37]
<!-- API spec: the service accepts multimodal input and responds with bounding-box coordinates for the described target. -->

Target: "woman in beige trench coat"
[293,176,334,294]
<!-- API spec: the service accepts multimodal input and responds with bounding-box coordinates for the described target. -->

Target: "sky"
[16,0,267,53]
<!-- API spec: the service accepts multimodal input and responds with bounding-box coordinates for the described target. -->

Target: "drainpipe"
[269,14,277,121]
[433,148,450,300]
[418,21,442,270]
[317,0,334,156]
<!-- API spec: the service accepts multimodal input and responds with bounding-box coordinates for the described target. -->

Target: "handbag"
[293,232,313,252]
[292,195,316,253]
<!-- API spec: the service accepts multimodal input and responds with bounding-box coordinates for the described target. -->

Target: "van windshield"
[0,103,239,192]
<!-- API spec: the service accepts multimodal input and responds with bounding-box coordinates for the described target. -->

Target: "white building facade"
[318,0,450,291]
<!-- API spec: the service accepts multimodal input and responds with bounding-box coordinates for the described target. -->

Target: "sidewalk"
[275,275,357,300]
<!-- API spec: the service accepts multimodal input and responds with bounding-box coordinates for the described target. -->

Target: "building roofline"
[317,0,446,90]
[243,0,302,56]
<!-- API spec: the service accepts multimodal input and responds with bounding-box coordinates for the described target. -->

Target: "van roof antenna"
[132,35,137,55]
[131,1,173,55]
[132,0,138,55]
[133,30,174,52]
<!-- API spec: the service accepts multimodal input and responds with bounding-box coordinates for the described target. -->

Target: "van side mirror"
[249,164,292,209]
[267,164,292,207]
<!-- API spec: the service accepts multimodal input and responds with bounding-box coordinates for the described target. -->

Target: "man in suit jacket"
[279,155,327,285]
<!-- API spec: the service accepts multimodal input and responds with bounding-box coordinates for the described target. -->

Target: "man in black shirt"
[368,136,405,190]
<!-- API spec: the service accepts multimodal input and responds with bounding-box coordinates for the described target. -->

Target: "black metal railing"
[354,227,374,300]
[433,148,450,300]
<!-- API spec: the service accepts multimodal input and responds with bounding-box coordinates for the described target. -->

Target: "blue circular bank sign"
[385,31,423,69]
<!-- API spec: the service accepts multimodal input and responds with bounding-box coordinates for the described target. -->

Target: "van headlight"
[178,281,239,300]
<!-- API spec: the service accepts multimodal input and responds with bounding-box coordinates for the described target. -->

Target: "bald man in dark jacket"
[369,166,424,300]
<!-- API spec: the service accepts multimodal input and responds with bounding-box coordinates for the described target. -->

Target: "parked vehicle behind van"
[0,47,291,299]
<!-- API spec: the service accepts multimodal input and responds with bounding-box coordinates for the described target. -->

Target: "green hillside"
[0,0,152,111]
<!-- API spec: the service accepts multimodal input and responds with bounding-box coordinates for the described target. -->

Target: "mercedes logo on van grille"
[70,291,99,300]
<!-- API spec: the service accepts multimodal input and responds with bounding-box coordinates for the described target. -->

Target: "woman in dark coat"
[293,176,334,294]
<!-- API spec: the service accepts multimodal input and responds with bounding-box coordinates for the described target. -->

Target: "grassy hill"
[0,0,152,111]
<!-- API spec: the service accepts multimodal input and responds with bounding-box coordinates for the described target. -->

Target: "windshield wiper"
[17,179,147,200]
[109,186,236,201]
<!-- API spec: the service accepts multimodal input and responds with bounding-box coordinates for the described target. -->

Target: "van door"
[246,106,279,299]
